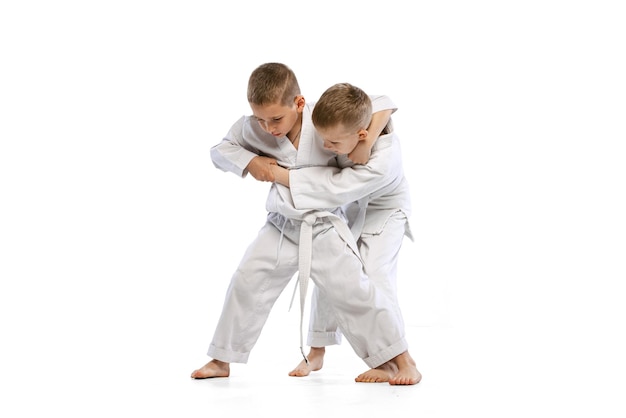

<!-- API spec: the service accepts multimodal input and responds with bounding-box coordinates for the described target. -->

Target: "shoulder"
[239,115,265,135]
[369,95,398,113]
[227,115,272,142]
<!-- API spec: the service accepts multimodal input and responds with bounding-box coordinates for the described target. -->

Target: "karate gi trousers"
[307,209,410,347]
[207,211,408,369]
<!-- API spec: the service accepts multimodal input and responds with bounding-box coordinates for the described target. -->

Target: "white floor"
[3,310,624,417]
[2,211,625,417]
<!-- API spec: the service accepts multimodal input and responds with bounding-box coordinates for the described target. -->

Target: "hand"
[246,156,277,182]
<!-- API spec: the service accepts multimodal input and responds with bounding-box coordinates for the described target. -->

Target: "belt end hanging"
[300,346,309,365]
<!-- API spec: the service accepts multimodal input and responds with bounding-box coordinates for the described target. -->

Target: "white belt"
[291,210,361,363]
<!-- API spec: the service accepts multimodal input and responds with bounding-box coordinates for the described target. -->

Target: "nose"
[262,121,278,134]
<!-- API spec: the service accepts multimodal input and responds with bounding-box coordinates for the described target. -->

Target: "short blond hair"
[247,63,301,107]
[312,83,372,131]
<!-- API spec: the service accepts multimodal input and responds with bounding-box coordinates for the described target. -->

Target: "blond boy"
[271,82,420,385]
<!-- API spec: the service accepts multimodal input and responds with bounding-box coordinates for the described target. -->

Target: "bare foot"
[190,359,230,379]
[355,361,398,383]
[388,351,422,385]
[289,347,325,377]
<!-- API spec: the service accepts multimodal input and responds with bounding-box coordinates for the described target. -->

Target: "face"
[250,99,301,138]
[317,124,364,155]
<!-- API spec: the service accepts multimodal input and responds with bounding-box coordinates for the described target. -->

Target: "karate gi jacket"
[211,95,400,224]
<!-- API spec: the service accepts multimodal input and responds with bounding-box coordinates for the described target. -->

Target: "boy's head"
[312,83,372,155]
[247,63,305,138]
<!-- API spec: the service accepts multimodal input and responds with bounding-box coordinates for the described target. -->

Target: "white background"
[1,1,625,416]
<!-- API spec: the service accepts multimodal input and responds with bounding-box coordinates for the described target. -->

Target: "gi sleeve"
[289,136,402,210]
[210,116,260,178]
[370,95,398,114]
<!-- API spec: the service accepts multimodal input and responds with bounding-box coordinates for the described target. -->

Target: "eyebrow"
[254,114,284,121]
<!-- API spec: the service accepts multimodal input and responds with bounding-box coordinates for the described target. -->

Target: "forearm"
[271,164,290,187]
[290,163,387,209]
[349,109,392,164]
[367,109,393,143]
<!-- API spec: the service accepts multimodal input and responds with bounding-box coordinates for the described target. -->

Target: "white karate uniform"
[209,96,408,368]
[289,128,412,347]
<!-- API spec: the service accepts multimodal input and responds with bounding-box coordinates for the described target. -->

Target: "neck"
[288,116,302,143]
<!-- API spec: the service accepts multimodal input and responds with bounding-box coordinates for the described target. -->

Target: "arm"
[211,115,277,181]
[348,109,393,164]
[211,117,262,177]
[247,156,278,182]
[289,136,403,210]
[270,164,290,187]
[347,95,397,164]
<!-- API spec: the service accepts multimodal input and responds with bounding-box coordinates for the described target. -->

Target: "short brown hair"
[247,63,301,106]
[312,83,372,131]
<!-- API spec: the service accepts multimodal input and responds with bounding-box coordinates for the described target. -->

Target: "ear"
[357,128,368,140]
[294,95,305,111]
